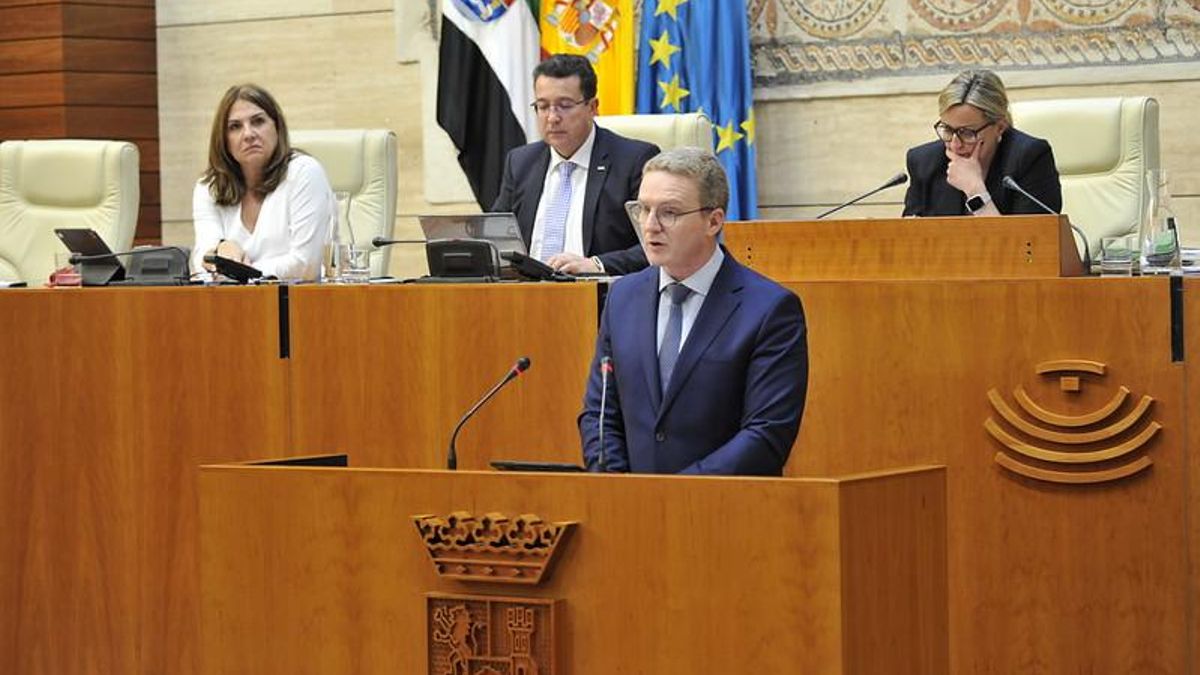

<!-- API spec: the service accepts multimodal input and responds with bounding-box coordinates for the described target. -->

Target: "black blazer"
[492,125,660,275]
[903,128,1062,217]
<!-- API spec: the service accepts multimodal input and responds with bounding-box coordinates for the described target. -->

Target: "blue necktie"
[658,283,692,394]
[540,161,576,260]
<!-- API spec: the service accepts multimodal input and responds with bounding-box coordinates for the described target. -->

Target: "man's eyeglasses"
[934,120,994,144]
[625,201,715,229]
[531,98,589,115]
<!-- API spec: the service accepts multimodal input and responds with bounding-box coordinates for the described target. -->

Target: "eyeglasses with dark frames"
[933,120,995,144]
[531,98,589,115]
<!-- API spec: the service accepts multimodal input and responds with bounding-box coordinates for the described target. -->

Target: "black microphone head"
[885,172,908,188]
[1002,175,1019,191]
[371,235,388,248]
[68,253,81,265]
[515,356,531,373]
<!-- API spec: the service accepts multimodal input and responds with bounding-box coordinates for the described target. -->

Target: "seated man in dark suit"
[492,54,659,276]
[578,148,809,475]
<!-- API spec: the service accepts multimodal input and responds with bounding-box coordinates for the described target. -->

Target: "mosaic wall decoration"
[748,0,1200,89]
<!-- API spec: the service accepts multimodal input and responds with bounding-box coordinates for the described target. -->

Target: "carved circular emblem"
[1034,0,1141,26]
[909,0,1006,32]
[780,0,887,39]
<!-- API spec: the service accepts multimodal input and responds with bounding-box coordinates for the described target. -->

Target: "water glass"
[1100,235,1136,277]
[340,244,371,284]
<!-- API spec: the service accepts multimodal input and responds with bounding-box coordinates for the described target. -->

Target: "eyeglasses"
[625,201,715,229]
[531,98,589,115]
[934,120,995,144]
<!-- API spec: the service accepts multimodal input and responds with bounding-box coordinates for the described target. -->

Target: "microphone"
[372,235,426,248]
[597,356,614,472]
[70,246,191,285]
[815,173,907,219]
[447,356,532,470]
[1002,175,1091,271]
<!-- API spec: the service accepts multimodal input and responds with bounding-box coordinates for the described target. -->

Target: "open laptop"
[417,213,525,278]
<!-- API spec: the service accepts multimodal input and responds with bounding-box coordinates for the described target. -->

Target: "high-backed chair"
[1011,97,1159,258]
[292,129,397,277]
[0,139,139,284]
[596,112,714,152]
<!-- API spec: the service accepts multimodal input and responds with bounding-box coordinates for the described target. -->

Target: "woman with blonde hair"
[903,69,1061,217]
[192,83,334,280]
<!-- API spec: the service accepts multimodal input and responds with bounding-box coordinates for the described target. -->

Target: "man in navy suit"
[492,54,659,276]
[579,148,808,475]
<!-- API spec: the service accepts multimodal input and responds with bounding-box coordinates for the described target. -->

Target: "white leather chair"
[0,139,139,284]
[292,129,397,277]
[595,112,714,152]
[1011,97,1160,258]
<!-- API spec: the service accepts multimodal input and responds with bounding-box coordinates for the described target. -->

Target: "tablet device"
[54,228,126,285]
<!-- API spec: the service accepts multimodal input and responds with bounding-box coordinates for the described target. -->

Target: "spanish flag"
[539,0,635,115]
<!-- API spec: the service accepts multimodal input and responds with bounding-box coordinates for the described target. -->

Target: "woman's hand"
[204,240,250,271]
[945,139,987,197]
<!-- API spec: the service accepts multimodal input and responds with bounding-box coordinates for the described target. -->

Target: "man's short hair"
[532,54,598,101]
[643,147,729,212]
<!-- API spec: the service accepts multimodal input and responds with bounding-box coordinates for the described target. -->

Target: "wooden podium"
[725,214,1084,280]
[199,462,947,674]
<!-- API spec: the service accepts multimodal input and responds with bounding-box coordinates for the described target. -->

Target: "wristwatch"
[966,191,992,214]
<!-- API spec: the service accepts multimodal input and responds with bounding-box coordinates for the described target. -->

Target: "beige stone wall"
[157,2,1200,280]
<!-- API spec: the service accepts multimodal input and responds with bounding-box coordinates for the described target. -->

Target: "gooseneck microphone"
[372,236,426,248]
[1002,175,1091,271]
[597,356,614,472]
[815,172,908,219]
[447,356,532,470]
[69,245,189,266]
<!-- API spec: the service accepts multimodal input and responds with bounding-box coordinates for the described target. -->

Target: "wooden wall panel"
[0,2,159,244]
[0,288,291,675]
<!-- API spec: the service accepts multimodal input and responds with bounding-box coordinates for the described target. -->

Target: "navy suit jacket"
[491,125,659,275]
[579,252,808,475]
[903,127,1062,217]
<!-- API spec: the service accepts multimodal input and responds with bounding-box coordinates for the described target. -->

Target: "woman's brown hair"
[201,83,295,206]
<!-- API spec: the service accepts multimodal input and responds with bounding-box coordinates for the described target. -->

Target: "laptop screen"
[417,213,527,269]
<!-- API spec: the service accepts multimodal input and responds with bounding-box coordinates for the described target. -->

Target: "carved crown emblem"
[413,512,577,585]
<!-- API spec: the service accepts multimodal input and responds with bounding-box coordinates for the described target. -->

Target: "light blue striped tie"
[540,161,576,260]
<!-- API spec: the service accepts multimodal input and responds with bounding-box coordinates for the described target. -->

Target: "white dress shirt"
[656,245,725,353]
[530,124,596,260]
[191,154,335,281]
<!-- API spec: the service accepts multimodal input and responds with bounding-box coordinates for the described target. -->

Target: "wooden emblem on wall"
[984,360,1160,484]
[428,594,559,675]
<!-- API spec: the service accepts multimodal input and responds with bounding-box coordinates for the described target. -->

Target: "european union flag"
[636,0,757,219]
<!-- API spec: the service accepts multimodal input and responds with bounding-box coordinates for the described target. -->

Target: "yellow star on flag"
[716,120,746,153]
[658,74,690,111]
[740,109,756,146]
[655,0,689,21]
[648,30,681,69]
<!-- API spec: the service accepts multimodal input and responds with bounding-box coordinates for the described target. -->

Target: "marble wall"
[157,1,1200,279]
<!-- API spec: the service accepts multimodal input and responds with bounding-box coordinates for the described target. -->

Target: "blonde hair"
[201,83,295,206]
[937,70,1012,126]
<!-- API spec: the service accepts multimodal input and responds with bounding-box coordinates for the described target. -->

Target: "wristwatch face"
[966,195,986,212]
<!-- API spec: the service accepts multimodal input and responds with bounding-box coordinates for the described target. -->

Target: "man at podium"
[579,148,808,475]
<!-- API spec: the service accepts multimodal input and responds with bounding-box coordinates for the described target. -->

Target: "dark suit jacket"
[492,125,659,275]
[578,252,808,475]
[903,127,1062,217]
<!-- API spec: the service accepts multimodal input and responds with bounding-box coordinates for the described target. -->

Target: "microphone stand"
[447,357,531,470]
[815,174,908,219]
